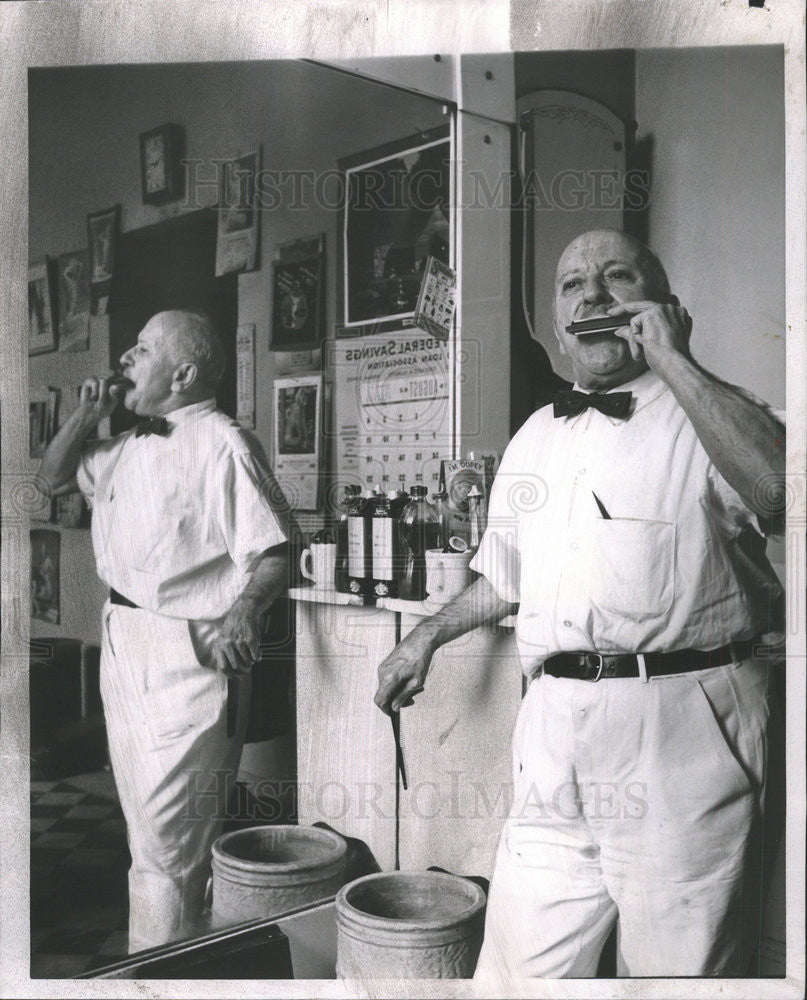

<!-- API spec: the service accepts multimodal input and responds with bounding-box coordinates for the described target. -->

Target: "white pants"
[474,658,771,985]
[100,602,249,953]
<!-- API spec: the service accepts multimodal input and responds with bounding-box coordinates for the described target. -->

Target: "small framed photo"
[215,149,260,276]
[56,249,91,351]
[139,123,184,205]
[28,258,57,355]
[31,528,61,625]
[29,385,61,458]
[270,235,325,351]
[87,204,121,315]
[275,380,320,456]
[55,492,89,529]
[28,398,48,459]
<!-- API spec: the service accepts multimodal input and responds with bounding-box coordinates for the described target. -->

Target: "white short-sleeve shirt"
[469,370,783,676]
[77,398,289,622]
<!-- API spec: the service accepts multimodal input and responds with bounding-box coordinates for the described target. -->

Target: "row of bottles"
[335,484,447,602]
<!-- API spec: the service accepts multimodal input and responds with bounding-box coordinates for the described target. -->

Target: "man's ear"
[172,362,198,392]
[667,292,680,307]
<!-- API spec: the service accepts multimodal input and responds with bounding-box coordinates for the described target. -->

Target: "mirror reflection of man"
[39,310,293,953]
[375,230,786,980]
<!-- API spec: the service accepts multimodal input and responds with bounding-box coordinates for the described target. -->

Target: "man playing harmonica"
[38,309,292,952]
[375,229,785,980]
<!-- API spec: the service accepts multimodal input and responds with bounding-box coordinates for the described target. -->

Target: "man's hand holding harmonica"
[606,297,693,369]
[38,374,129,497]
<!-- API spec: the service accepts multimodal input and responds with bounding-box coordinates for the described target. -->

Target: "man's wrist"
[411,622,442,657]
[655,350,711,401]
[69,406,103,436]
[645,345,686,388]
[229,592,264,620]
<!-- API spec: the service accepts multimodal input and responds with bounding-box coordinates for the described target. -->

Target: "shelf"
[287,587,364,606]
[287,587,515,627]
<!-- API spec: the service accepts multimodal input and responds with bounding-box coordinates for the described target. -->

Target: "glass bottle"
[432,489,450,552]
[335,484,361,594]
[397,485,440,602]
[372,489,409,598]
[347,488,377,600]
[467,484,484,552]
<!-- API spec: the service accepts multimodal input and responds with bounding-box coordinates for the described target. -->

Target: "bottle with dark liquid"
[335,484,361,594]
[397,485,440,601]
[372,489,408,598]
[347,488,377,600]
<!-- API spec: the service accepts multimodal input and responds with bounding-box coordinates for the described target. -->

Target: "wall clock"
[139,123,184,205]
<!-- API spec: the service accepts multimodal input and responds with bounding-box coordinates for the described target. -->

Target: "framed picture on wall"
[30,528,60,625]
[215,149,260,276]
[29,385,60,459]
[28,398,47,459]
[28,258,57,355]
[270,235,325,351]
[87,203,121,315]
[56,249,91,351]
[55,492,89,529]
[337,124,453,337]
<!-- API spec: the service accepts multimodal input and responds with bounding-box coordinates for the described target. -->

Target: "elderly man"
[375,230,785,979]
[39,310,292,952]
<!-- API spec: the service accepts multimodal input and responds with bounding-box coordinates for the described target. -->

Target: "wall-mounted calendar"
[328,332,453,494]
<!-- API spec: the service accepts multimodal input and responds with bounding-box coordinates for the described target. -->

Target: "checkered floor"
[30,774,130,977]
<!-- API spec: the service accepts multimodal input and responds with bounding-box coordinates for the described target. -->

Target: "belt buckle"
[580,653,604,682]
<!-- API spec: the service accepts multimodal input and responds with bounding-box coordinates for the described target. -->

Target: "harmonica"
[107,368,136,389]
[76,371,132,397]
[565,315,628,336]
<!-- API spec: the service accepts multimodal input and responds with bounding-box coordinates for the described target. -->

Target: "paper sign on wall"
[236,324,256,429]
[272,373,322,511]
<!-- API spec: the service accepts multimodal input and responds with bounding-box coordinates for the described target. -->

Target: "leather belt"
[542,638,758,682]
[110,588,139,609]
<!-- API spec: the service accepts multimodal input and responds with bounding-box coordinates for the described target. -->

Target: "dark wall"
[510,50,637,433]
[514,49,635,123]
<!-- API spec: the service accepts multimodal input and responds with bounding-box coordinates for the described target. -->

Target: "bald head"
[118,310,227,416]
[555,230,670,306]
[161,310,226,392]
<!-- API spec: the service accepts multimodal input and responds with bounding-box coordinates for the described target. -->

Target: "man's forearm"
[406,575,518,655]
[38,408,99,493]
[374,574,517,713]
[231,545,290,618]
[213,545,291,675]
[661,353,786,519]
[39,376,123,495]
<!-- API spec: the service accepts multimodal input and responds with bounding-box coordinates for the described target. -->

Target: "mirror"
[27,55,454,973]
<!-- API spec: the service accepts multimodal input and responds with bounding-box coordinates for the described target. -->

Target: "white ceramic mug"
[300,543,337,589]
[425,549,473,603]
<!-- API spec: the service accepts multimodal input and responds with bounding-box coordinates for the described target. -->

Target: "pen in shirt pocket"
[592,492,611,519]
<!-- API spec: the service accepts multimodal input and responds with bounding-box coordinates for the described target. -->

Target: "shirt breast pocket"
[590,518,675,622]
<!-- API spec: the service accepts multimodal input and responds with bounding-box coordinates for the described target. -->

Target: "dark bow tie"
[553,389,633,419]
[135,416,170,438]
